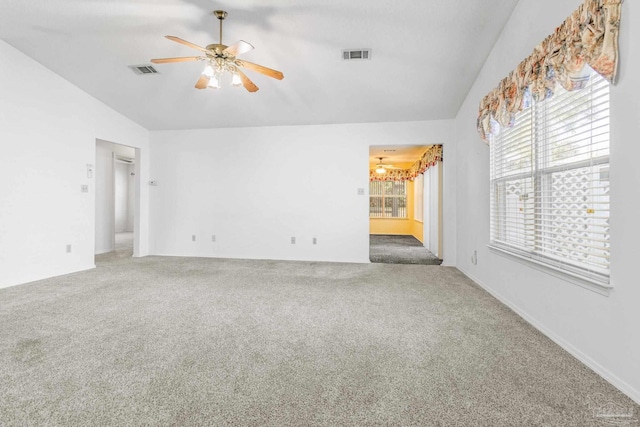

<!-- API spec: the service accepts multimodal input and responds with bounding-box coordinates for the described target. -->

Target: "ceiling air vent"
[128,64,159,75]
[342,49,371,61]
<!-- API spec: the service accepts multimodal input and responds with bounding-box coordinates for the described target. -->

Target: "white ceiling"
[369,145,429,168]
[0,0,519,131]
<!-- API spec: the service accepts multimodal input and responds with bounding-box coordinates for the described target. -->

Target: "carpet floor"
[0,251,637,426]
[370,234,442,265]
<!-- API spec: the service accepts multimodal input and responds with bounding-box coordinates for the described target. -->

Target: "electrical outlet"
[66,244,72,253]
[81,185,89,193]
[471,250,478,265]
[192,235,196,242]
[291,237,296,244]
[357,188,365,195]
[312,237,317,245]
[212,235,216,242]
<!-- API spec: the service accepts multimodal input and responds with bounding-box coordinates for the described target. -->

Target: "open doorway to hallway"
[369,145,443,265]
[95,140,137,259]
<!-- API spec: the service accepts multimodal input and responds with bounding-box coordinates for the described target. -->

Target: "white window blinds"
[370,181,407,218]
[490,68,610,285]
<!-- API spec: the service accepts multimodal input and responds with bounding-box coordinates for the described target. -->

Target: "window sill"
[487,244,612,296]
[369,217,409,220]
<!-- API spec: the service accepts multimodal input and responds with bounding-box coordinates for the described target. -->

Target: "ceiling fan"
[373,157,401,174]
[150,10,284,92]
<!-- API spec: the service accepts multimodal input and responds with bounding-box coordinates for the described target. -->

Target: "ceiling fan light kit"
[375,157,388,174]
[150,10,284,93]
[374,157,402,174]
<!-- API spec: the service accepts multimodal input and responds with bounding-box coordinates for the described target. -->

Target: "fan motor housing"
[205,44,234,60]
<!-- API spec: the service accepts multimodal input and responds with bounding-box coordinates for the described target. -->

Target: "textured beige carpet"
[370,234,442,265]
[0,250,637,426]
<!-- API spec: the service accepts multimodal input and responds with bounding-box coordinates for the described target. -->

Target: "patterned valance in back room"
[370,145,443,182]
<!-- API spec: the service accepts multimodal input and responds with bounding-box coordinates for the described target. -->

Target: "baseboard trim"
[149,252,372,264]
[459,267,640,405]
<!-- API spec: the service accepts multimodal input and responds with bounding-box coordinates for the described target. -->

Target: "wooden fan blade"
[223,40,254,57]
[237,70,259,93]
[236,60,284,80]
[151,56,203,64]
[165,36,208,53]
[195,75,210,89]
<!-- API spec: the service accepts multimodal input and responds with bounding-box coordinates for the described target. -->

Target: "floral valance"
[370,145,443,182]
[477,0,622,143]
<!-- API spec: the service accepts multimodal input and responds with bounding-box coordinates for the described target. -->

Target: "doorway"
[369,145,443,264]
[95,140,137,258]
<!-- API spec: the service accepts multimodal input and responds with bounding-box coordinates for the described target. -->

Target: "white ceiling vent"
[342,49,371,60]
[128,65,159,75]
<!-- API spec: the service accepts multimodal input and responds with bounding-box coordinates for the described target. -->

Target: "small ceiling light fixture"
[375,157,387,174]
[207,74,221,89]
[231,72,242,87]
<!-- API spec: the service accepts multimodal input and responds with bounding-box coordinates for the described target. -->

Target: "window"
[414,174,424,222]
[490,68,610,285]
[370,181,407,218]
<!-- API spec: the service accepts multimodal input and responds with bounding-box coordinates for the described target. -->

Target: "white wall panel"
[454,0,640,403]
[149,122,456,264]
[0,41,149,288]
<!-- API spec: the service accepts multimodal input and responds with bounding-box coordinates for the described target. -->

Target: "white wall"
[114,162,130,233]
[455,0,640,403]
[424,161,442,257]
[95,142,115,254]
[124,163,135,232]
[0,40,150,288]
[149,121,456,264]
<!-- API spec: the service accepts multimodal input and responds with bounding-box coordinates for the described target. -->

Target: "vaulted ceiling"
[0,0,519,131]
